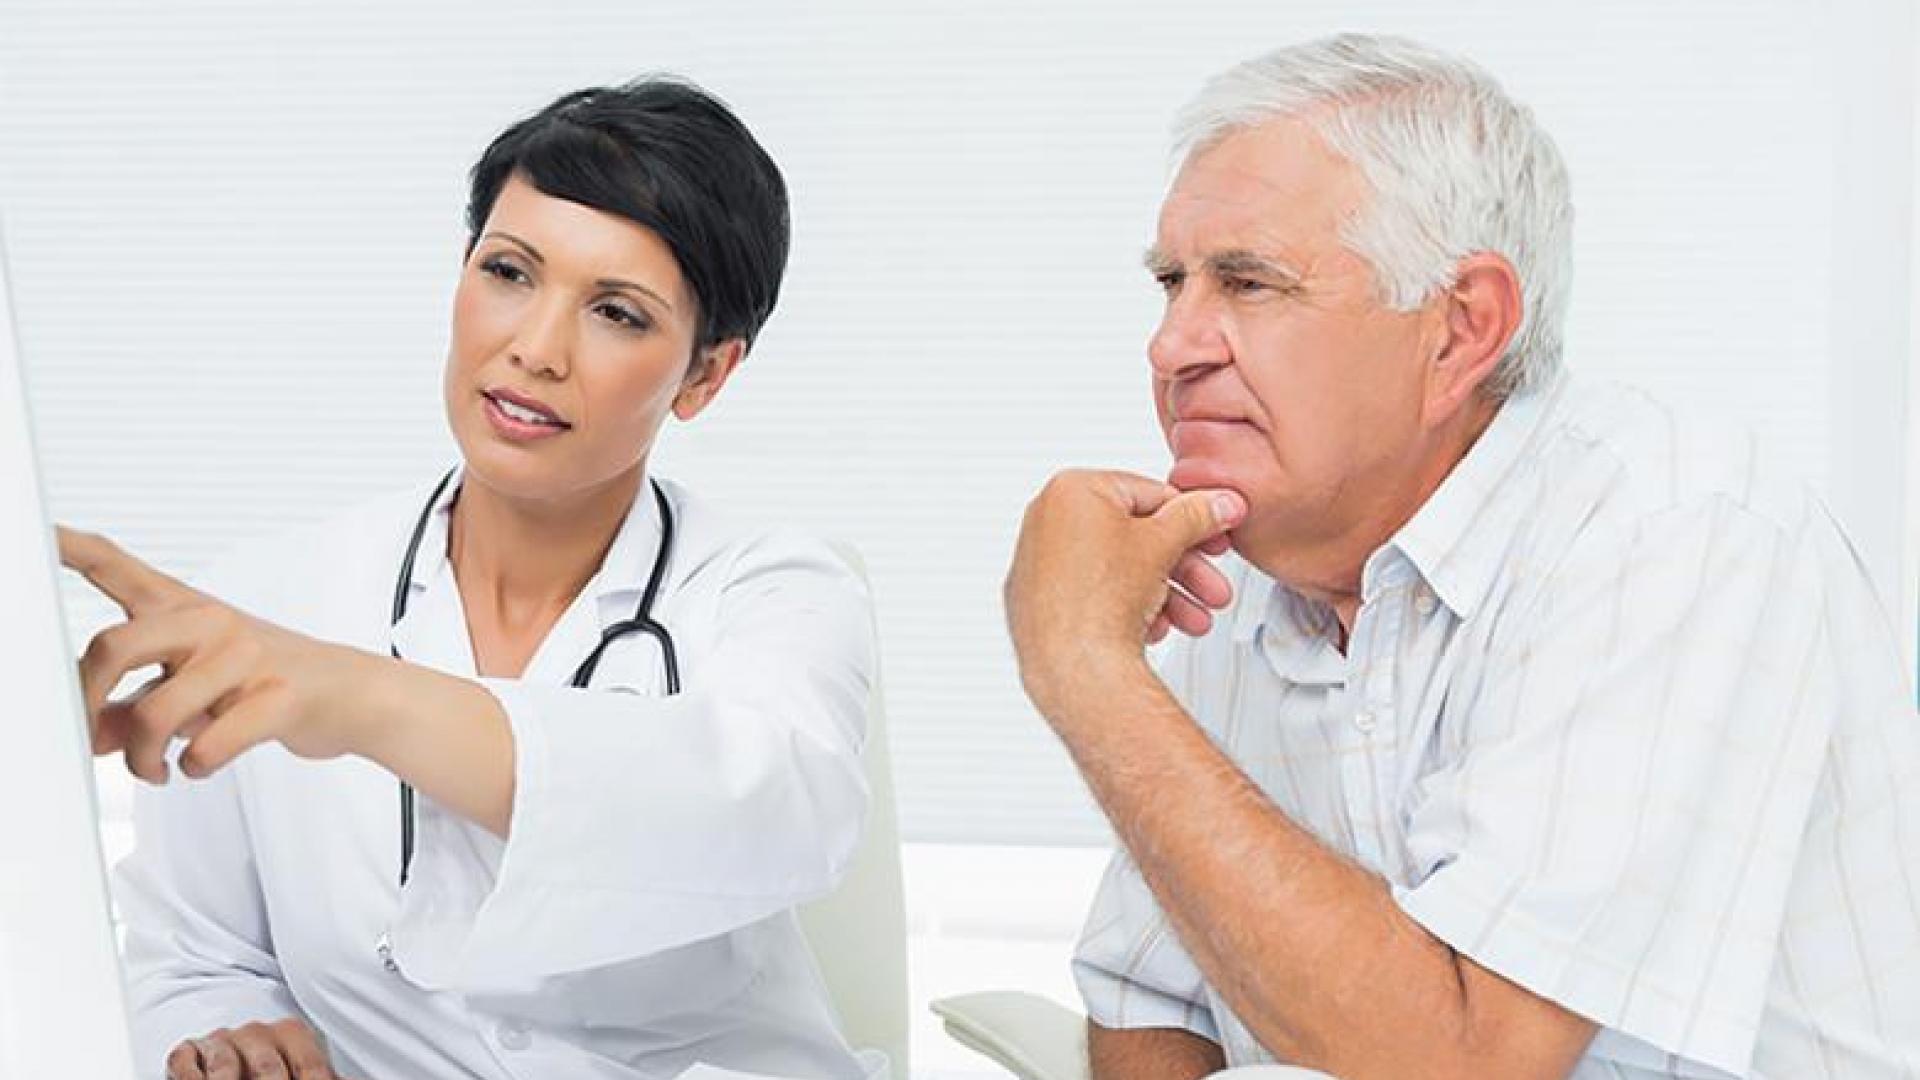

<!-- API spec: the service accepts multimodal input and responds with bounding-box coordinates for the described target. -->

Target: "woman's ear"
[672,338,747,421]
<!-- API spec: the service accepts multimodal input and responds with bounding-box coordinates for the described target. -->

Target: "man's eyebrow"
[1142,246,1179,275]
[1206,249,1302,281]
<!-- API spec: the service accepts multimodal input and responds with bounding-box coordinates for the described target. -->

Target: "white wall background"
[2,3,1912,1076]
[4,0,1908,849]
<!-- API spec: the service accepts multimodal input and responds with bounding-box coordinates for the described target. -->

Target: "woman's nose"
[511,297,573,380]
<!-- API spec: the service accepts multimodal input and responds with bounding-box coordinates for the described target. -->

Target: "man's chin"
[1166,459,1250,500]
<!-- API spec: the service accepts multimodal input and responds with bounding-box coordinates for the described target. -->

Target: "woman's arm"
[382,530,875,987]
[58,526,515,831]
[61,525,874,984]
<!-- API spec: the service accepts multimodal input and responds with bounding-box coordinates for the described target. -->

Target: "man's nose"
[1148,291,1231,382]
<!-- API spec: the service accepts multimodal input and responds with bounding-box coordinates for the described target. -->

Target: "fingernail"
[1211,492,1244,525]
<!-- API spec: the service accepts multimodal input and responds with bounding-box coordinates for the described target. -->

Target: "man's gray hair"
[1175,34,1574,399]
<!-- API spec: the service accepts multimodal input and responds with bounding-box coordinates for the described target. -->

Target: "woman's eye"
[594,301,650,331]
[480,257,529,285]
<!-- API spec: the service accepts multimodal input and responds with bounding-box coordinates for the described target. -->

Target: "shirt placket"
[1342,578,1409,876]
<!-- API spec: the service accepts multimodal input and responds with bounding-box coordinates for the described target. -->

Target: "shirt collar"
[1229,558,1349,686]
[1384,373,1569,621]
[400,466,668,620]
[1222,373,1568,678]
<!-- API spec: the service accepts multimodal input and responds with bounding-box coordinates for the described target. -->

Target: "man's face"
[1148,116,1443,573]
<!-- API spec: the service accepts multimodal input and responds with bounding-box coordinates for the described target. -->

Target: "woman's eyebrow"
[597,277,675,314]
[482,231,676,314]
[483,230,544,263]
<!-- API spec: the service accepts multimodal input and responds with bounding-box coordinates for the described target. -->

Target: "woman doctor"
[58,79,875,1080]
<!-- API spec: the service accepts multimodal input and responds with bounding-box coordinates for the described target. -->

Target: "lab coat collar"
[390,466,669,673]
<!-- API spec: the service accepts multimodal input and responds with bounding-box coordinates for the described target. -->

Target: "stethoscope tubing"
[387,468,679,886]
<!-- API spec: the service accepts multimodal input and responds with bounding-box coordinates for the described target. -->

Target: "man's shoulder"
[1528,378,1818,537]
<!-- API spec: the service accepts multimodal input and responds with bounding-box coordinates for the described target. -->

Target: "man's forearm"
[1089,1020,1224,1080]
[1052,658,1593,1080]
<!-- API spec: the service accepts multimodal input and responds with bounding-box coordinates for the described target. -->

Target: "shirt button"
[1414,588,1437,617]
[1354,710,1376,733]
[496,1020,531,1052]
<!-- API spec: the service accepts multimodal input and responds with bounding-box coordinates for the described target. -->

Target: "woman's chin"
[455,437,563,495]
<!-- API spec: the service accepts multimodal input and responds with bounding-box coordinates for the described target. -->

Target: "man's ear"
[672,338,747,421]
[1424,252,1523,423]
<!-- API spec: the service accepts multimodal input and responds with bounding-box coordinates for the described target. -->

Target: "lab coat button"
[1354,710,1376,733]
[496,1021,531,1052]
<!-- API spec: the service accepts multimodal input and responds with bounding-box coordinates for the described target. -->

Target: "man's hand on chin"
[1003,469,1245,720]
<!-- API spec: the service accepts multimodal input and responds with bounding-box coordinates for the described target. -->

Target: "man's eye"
[1223,275,1265,295]
[480,257,529,285]
[1153,271,1185,294]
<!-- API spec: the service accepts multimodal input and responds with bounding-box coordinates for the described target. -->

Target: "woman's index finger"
[55,526,194,615]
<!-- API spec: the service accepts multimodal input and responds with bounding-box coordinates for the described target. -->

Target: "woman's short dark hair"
[466,77,790,353]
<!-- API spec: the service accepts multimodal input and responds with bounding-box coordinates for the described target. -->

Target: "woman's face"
[444,173,737,505]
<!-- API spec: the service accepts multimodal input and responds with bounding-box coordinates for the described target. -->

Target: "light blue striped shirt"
[1074,376,1920,1078]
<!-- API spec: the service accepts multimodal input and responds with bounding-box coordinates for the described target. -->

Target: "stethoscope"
[386,467,681,887]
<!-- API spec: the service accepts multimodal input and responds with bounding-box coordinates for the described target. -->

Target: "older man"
[1005,33,1920,1080]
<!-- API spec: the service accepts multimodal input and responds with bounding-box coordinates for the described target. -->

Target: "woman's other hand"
[165,1018,344,1079]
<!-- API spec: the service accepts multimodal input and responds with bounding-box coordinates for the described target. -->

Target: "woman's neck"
[447,466,643,634]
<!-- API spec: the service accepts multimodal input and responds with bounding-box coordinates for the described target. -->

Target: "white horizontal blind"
[0,1,1900,845]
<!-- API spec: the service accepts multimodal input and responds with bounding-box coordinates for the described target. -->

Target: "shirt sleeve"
[1393,493,1844,1078]
[387,530,873,990]
[1072,845,1222,1043]
[115,762,304,1079]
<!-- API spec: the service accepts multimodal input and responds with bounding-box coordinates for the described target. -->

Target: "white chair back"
[799,544,910,1075]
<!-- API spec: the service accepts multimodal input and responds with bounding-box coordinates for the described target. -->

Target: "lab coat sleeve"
[388,529,874,990]
[115,762,303,1078]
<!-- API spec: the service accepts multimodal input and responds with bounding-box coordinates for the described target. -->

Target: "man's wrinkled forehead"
[1154,117,1365,260]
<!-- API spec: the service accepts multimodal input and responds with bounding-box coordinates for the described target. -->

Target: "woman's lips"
[482,391,570,442]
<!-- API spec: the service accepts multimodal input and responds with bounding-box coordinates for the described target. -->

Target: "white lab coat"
[113,471,878,1080]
